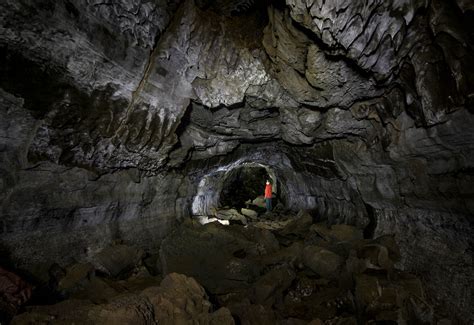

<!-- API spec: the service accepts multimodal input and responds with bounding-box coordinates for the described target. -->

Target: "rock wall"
[0,0,473,320]
[0,88,191,279]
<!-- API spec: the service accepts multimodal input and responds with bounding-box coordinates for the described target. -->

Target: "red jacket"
[265,184,272,198]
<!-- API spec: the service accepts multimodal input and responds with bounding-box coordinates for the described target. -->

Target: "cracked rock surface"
[0,0,473,322]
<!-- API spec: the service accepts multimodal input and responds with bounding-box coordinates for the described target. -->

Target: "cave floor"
[4,210,448,324]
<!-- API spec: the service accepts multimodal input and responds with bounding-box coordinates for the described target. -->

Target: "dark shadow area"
[363,203,377,239]
[219,166,270,210]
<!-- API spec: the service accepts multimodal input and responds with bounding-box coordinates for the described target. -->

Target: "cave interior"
[0,0,473,324]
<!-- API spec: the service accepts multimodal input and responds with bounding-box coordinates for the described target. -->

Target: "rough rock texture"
[156,218,437,324]
[0,0,473,321]
[159,221,266,294]
[12,272,234,325]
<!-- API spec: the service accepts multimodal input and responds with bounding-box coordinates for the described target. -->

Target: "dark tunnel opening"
[219,166,277,211]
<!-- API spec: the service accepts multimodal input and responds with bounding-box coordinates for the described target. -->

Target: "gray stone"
[90,244,145,278]
[241,208,258,219]
[227,303,278,325]
[278,210,313,239]
[57,263,95,296]
[216,209,248,225]
[310,224,363,243]
[142,273,234,325]
[354,272,433,324]
[13,272,234,325]
[252,265,296,307]
[302,246,345,279]
[159,222,262,294]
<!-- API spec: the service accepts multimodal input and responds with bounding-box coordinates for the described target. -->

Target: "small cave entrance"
[191,161,284,222]
[219,166,271,210]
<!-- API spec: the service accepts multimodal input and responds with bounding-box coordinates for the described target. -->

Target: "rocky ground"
[1,210,458,324]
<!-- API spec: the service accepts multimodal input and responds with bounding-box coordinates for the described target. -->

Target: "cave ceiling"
[0,0,471,175]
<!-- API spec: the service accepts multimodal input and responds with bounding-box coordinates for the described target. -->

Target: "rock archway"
[219,164,278,210]
[191,160,279,217]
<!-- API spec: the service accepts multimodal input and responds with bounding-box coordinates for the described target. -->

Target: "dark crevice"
[287,17,374,80]
[363,203,377,239]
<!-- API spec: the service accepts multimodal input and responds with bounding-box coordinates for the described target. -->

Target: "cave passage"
[219,166,277,210]
[191,160,283,225]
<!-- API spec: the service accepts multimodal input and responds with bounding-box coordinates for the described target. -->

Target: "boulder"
[196,215,230,225]
[207,307,235,325]
[143,253,161,276]
[261,241,304,269]
[57,263,95,296]
[0,266,32,308]
[282,284,351,321]
[159,222,262,294]
[228,302,279,325]
[253,265,296,307]
[13,296,154,324]
[13,273,235,325]
[310,224,363,243]
[323,317,358,325]
[355,272,432,323]
[142,273,234,325]
[278,210,313,239]
[302,245,344,279]
[253,219,292,231]
[371,235,401,262]
[358,244,394,272]
[344,249,367,278]
[281,318,310,325]
[113,267,162,294]
[90,244,145,278]
[308,321,323,325]
[405,295,434,324]
[216,209,248,225]
[241,208,258,219]
[350,235,401,277]
[11,299,96,324]
[229,225,280,255]
[354,273,384,313]
[252,196,266,208]
[69,276,119,304]
[0,266,32,324]
[88,294,155,325]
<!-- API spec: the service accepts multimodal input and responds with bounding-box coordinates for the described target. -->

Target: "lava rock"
[13,272,234,325]
[0,267,32,324]
[87,294,156,324]
[216,209,248,225]
[252,265,296,307]
[278,210,313,239]
[227,302,278,325]
[302,246,345,279]
[90,244,145,278]
[57,263,95,296]
[310,224,363,243]
[261,241,304,269]
[159,221,262,294]
[241,208,258,219]
[355,272,432,323]
[142,273,234,324]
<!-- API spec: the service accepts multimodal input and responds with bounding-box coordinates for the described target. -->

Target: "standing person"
[264,180,272,212]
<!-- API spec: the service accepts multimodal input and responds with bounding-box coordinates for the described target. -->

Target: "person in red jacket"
[264,180,272,212]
